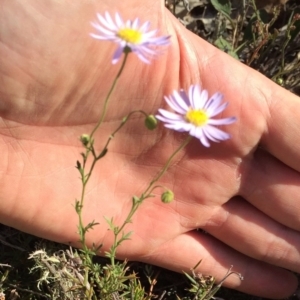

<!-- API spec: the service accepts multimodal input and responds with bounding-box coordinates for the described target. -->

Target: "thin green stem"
[143,135,192,197]
[98,110,148,160]
[79,110,149,267]
[82,110,147,194]
[90,52,129,139]
[110,135,193,266]
[77,53,129,263]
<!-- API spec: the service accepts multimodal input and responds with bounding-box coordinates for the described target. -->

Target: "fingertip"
[142,231,298,299]
[231,264,298,299]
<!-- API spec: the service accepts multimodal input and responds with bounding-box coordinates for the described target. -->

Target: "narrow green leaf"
[104,216,115,230]
[214,37,239,60]
[210,0,232,20]
[183,271,198,285]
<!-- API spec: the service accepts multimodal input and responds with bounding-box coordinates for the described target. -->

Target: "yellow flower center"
[117,28,142,44]
[185,109,209,126]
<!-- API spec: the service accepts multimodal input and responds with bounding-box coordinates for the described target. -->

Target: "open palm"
[1,1,300,298]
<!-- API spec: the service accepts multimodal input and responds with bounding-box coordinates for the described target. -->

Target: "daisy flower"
[90,12,170,64]
[156,85,236,147]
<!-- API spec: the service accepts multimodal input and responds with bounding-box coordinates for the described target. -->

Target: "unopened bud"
[161,190,174,203]
[145,115,158,130]
[276,77,284,86]
[80,134,91,146]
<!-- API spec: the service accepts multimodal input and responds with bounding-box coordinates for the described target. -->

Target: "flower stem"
[144,135,193,197]
[77,53,129,258]
[90,52,129,139]
[110,135,193,266]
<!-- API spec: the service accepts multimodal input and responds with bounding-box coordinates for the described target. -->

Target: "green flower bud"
[161,190,174,203]
[80,134,91,146]
[276,77,284,86]
[145,115,158,130]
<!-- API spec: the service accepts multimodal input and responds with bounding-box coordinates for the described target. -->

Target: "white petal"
[156,114,184,124]
[137,45,156,55]
[193,127,203,139]
[189,126,197,137]
[173,90,189,111]
[200,134,211,147]
[105,12,118,30]
[202,128,220,142]
[208,117,237,125]
[143,29,157,38]
[164,96,186,114]
[156,115,174,123]
[112,46,124,64]
[139,21,150,32]
[192,126,210,147]
[180,122,194,131]
[96,13,111,29]
[90,33,109,40]
[204,125,230,140]
[165,122,192,132]
[157,109,183,120]
[189,85,202,109]
[119,40,127,47]
[188,85,196,108]
[199,89,209,109]
[134,52,150,63]
[146,35,170,46]
[178,90,190,106]
[131,18,140,30]
[115,12,124,28]
[125,20,131,28]
[204,92,223,111]
[207,102,228,117]
[97,12,116,31]
[91,22,115,36]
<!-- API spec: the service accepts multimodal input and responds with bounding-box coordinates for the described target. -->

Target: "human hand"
[1,1,300,298]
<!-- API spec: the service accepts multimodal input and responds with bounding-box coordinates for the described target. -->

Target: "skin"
[1,0,300,298]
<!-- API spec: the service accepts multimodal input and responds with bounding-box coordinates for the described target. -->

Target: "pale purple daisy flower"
[156,85,236,147]
[90,12,170,64]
